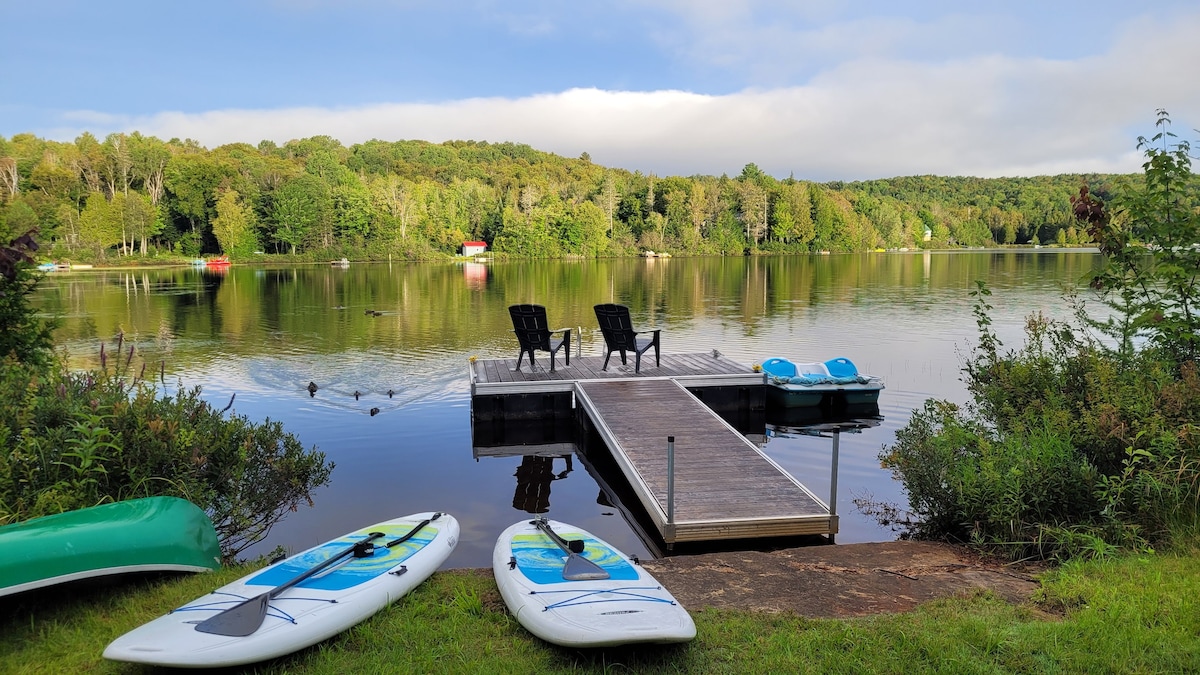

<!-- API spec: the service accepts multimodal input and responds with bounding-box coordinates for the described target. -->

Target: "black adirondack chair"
[594,303,661,373]
[509,304,571,372]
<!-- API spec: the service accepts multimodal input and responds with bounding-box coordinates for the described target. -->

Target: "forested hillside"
[0,132,1118,261]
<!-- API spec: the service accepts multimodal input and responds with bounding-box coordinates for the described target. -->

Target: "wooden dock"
[470,351,762,395]
[470,352,836,544]
[577,379,832,543]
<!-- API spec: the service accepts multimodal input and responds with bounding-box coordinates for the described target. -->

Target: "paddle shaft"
[383,512,441,549]
[534,518,580,553]
[193,530,385,636]
[263,513,441,599]
[532,518,609,580]
[269,531,386,600]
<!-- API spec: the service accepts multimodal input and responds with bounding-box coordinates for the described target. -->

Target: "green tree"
[0,200,38,243]
[1077,109,1200,365]
[114,191,160,255]
[78,192,121,256]
[212,189,259,256]
[272,175,329,254]
[165,152,228,251]
[368,174,414,243]
[737,180,768,245]
[567,200,609,257]
[332,182,372,245]
[810,186,841,251]
[129,133,172,212]
[0,230,57,370]
[771,182,815,246]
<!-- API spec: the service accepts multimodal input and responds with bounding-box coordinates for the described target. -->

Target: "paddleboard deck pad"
[493,518,695,647]
[104,511,458,668]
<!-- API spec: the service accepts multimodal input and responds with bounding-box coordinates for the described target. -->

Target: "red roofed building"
[462,241,488,256]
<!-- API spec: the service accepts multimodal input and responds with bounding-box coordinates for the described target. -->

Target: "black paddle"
[194,513,442,638]
[195,531,385,637]
[382,512,441,550]
[532,517,610,581]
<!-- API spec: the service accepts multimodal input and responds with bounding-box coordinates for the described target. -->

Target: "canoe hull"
[103,511,459,668]
[0,496,221,598]
[493,518,695,648]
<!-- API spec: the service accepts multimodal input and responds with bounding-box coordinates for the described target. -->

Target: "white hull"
[104,512,458,668]
[493,518,695,648]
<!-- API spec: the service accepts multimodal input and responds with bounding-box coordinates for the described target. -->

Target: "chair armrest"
[551,327,572,335]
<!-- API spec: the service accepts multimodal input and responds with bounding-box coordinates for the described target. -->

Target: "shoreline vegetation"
[3,131,1110,267]
[3,111,1198,670]
[29,243,1101,272]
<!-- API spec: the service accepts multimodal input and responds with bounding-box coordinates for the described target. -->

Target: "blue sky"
[3,0,1199,181]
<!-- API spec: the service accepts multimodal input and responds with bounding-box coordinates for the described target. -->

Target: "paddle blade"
[563,553,610,581]
[194,593,271,637]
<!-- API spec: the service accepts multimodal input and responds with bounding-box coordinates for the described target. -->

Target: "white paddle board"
[493,517,695,647]
[104,511,458,668]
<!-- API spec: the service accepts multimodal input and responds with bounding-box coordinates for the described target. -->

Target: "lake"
[33,250,1104,568]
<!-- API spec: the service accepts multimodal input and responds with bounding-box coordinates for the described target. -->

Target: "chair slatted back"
[509,304,552,350]
[594,303,638,350]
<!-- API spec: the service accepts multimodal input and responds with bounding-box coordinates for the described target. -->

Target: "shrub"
[881,287,1200,560]
[0,342,334,561]
[0,229,57,371]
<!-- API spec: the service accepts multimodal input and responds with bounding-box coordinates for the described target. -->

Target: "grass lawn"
[3,545,1200,674]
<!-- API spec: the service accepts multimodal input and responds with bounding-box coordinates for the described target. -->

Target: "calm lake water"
[34,250,1103,568]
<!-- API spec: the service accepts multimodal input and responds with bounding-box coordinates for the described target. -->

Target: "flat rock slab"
[638,540,1042,618]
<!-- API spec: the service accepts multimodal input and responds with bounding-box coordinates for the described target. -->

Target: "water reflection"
[764,403,884,439]
[511,455,574,514]
[30,252,1104,567]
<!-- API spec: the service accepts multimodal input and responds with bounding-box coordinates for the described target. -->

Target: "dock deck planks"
[470,352,763,395]
[575,379,833,543]
[470,351,836,544]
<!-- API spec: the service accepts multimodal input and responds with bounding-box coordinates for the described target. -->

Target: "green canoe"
[0,496,221,597]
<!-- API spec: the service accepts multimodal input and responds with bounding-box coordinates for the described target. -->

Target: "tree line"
[0,131,1120,261]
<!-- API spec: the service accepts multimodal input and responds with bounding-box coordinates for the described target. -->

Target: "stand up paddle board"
[493,517,695,647]
[104,511,458,668]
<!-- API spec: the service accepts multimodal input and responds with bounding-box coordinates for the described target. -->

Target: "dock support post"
[829,430,840,544]
[666,436,675,524]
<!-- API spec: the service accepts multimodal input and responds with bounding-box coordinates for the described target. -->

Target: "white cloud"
[33,7,1200,181]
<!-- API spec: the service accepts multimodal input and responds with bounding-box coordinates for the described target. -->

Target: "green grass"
[4,548,1200,674]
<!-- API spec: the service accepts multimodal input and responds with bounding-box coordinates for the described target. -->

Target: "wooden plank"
[471,350,830,544]
[575,379,830,543]
[471,353,762,393]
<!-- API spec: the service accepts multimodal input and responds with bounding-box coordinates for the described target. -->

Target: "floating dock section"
[470,353,836,544]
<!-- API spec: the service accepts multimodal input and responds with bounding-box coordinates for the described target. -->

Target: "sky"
[3,0,1199,182]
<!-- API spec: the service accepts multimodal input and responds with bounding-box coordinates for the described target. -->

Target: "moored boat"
[0,496,221,598]
[760,356,884,408]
